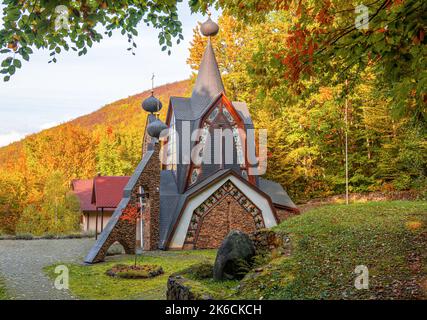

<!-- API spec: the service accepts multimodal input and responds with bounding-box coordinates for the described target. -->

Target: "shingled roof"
[91,176,130,208]
[190,38,225,117]
[71,179,96,212]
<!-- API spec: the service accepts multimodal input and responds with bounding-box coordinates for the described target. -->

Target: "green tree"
[0,0,187,80]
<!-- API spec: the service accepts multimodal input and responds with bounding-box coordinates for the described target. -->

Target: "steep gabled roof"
[92,176,130,208]
[190,39,225,118]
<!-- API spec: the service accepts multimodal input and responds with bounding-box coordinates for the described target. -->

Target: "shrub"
[106,264,164,279]
[42,233,57,239]
[15,233,33,240]
[180,262,213,280]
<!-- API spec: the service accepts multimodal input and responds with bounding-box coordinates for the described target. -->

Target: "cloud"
[0,131,27,147]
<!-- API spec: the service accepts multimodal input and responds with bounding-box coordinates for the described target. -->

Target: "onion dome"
[200,15,219,37]
[142,91,162,113]
[147,118,168,139]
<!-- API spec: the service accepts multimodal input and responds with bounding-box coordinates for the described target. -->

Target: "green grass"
[239,201,427,300]
[0,277,9,300]
[45,250,220,300]
[44,201,426,300]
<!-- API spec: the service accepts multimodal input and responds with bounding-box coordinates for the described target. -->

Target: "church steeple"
[191,15,225,113]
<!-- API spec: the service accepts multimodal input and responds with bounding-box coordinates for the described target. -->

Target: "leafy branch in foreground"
[0,0,188,81]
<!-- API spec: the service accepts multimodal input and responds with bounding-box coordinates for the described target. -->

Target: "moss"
[179,262,214,280]
[172,262,240,299]
[107,264,163,279]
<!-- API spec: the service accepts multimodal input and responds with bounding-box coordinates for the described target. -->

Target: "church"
[85,16,298,264]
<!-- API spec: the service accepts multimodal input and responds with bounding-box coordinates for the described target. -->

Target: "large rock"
[213,230,255,281]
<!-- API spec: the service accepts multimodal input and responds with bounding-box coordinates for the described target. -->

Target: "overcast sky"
[0,4,219,147]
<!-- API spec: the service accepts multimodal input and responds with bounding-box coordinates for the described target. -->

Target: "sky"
[0,4,220,147]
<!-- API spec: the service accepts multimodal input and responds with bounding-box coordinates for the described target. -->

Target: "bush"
[106,264,164,279]
[81,230,96,238]
[15,233,33,240]
[43,233,57,239]
[180,262,213,280]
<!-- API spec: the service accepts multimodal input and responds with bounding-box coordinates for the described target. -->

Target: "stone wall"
[183,180,265,249]
[128,143,161,250]
[90,220,136,263]
[167,275,213,300]
[249,229,291,255]
[275,207,299,222]
[88,143,161,263]
[196,194,257,249]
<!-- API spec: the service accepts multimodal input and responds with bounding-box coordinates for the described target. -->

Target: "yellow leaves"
[405,221,423,231]
[318,87,333,102]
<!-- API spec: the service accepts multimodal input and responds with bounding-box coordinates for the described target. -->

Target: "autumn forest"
[0,1,425,235]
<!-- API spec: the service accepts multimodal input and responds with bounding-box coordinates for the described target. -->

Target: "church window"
[233,126,244,165]
[167,114,177,171]
[208,107,219,122]
[241,170,248,180]
[223,107,234,123]
[190,168,199,184]
[199,123,209,144]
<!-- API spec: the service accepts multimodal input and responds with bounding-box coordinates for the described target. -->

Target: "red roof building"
[71,179,96,212]
[92,176,130,209]
[72,176,130,236]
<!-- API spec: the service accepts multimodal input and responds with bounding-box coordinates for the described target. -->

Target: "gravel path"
[0,239,94,300]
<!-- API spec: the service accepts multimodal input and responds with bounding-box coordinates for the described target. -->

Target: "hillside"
[0,80,190,168]
[239,201,427,300]
[0,79,190,234]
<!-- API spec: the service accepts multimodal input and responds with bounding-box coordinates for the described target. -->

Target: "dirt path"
[0,239,94,300]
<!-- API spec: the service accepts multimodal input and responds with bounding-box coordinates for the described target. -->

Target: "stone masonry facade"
[129,143,161,251]
[90,142,161,262]
[183,180,265,249]
[275,207,299,222]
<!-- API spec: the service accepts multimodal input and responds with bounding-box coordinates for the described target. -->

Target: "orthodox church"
[85,16,298,264]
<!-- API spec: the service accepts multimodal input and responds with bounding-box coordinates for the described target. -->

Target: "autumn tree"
[120,205,142,266]
[15,170,81,235]
[188,12,426,200]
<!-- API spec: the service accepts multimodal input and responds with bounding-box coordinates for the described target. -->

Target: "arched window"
[166,113,177,172]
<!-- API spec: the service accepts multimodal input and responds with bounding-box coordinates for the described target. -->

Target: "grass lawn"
[0,277,9,300]
[44,200,426,300]
[45,249,232,300]
[239,200,427,300]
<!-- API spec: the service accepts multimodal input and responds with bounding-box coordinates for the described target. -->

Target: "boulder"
[213,230,255,281]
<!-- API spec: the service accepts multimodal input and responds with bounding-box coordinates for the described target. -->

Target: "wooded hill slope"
[0,80,190,234]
